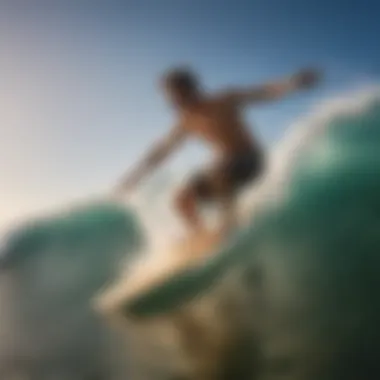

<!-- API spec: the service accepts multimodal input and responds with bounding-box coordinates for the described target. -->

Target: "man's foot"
[175,227,222,257]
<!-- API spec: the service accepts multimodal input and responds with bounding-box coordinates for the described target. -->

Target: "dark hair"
[163,67,199,93]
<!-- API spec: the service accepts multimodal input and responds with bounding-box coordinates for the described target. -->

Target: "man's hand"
[111,125,187,200]
[292,68,322,89]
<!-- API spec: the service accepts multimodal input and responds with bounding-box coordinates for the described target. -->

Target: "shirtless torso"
[179,94,257,157]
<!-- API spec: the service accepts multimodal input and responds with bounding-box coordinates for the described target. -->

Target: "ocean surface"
[1,87,380,379]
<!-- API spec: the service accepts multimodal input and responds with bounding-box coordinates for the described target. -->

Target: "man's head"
[162,67,201,109]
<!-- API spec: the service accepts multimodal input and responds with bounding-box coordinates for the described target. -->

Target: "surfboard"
[94,221,255,320]
[95,230,220,306]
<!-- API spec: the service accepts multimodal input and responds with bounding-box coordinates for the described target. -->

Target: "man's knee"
[173,187,196,212]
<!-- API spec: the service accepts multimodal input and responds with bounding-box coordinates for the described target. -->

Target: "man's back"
[179,93,258,157]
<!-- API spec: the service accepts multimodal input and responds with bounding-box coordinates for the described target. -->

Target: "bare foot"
[176,228,222,257]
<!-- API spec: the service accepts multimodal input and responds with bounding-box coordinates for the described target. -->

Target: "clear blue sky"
[0,0,379,230]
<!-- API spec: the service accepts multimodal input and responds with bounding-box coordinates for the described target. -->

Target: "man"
[116,67,321,237]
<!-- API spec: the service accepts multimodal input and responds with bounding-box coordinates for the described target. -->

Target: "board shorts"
[190,150,265,201]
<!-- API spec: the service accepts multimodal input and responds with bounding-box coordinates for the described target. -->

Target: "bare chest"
[182,104,237,136]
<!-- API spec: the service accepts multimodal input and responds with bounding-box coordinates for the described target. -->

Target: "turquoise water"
[1,201,142,268]
[1,95,380,379]
[0,202,143,379]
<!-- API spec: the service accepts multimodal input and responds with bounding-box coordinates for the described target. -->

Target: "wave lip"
[0,201,143,270]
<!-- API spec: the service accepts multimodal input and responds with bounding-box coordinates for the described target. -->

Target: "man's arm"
[226,68,321,106]
[115,125,187,195]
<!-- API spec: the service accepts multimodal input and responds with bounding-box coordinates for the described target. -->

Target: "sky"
[0,0,379,232]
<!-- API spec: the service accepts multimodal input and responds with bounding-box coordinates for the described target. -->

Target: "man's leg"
[219,195,237,234]
[209,153,261,234]
[174,170,223,236]
[174,185,223,253]
[173,166,239,235]
[174,186,204,232]
[193,171,236,236]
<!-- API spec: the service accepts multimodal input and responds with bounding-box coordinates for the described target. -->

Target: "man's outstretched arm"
[115,125,187,195]
[226,68,322,106]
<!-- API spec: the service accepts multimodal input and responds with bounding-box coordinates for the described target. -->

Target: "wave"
[0,85,379,379]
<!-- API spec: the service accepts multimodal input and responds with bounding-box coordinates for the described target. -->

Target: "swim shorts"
[190,150,265,201]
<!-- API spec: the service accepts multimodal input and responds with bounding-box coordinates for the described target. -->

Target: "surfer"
[116,67,321,237]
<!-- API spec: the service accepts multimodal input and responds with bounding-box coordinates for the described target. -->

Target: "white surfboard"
[94,228,230,317]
